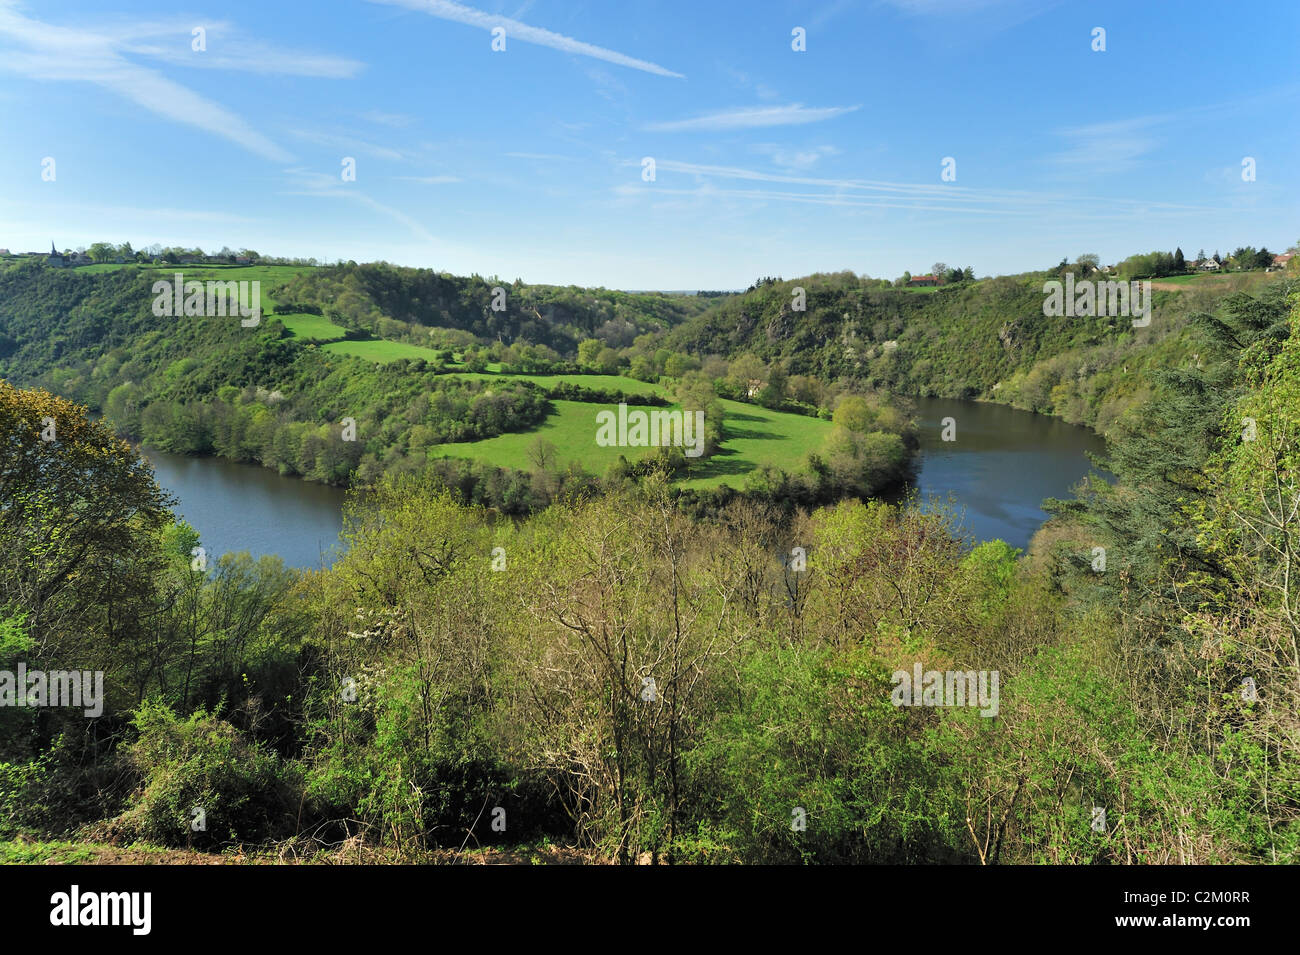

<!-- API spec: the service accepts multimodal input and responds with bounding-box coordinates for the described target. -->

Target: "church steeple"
[51,240,57,255]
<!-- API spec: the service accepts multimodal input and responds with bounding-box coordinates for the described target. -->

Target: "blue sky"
[1,0,1296,288]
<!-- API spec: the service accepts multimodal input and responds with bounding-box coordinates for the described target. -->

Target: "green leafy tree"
[833,395,875,433]
[87,242,116,263]
[0,381,173,657]
[577,338,603,368]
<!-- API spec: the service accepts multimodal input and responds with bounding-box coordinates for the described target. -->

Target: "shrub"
[113,701,301,849]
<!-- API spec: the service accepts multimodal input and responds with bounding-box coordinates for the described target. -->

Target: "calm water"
[141,448,347,570]
[903,397,1108,550]
[140,398,1106,567]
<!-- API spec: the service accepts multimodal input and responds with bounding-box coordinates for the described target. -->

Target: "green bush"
[0,755,50,839]
[688,644,965,864]
[302,664,517,851]
[113,701,301,849]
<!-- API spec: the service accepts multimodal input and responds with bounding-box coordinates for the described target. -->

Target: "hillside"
[274,260,713,355]
[0,258,909,508]
[666,269,1295,433]
[1,254,1291,512]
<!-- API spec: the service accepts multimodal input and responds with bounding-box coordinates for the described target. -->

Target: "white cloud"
[808,0,856,28]
[644,104,860,133]
[752,143,841,170]
[0,2,294,161]
[1049,117,1162,174]
[623,158,1225,217]
[100,19,363,77]
[613,182,1037,216]
[367,0,683,78]
[280,168,440,246]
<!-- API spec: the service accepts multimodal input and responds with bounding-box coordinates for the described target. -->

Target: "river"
[141,449,348,571]
[905,396,1108,550]
[140,397,1107,568]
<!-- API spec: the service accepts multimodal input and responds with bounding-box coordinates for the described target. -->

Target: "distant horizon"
[5,236,1294,294]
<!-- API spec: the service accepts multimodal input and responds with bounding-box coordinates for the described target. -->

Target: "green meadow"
[320,338,446,361]
[1150,270,1286,289]
[679,399,832,489]
[276,313,350,341]
[425,393,833,489]
[79,262,309,286]
[428,399,629,472]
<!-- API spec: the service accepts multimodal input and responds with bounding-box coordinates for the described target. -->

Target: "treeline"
[665,271,1129,402]
[543,381,669,406]
[1112,244,1293,277]
[71,241,327,268]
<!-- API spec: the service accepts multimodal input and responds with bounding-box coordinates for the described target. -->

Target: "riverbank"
[141,394,1106,567]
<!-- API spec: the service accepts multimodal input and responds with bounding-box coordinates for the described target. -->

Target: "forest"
[0,251,1296,863]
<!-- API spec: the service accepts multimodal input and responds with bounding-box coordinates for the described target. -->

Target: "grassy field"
[429,399,629,472]
[1147,270,1287,290]
[274,312,349,341]
[427,393,832,489]
[77,262,310,285]
[321,338,446,361]
[302,329,832,488]
[679,399,832,489]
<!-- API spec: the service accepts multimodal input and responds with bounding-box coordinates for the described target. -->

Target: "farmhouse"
[1270,253,1294,271]
[908,274,939,287]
